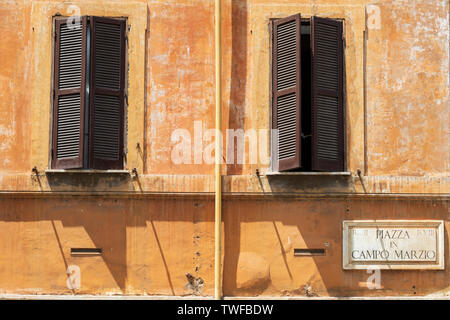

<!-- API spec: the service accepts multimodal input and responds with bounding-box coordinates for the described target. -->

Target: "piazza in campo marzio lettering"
[343,220,444,270]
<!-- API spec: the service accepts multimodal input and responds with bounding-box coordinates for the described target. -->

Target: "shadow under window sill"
[264,171,351,176]
[45,169,131,174]
[43,169,135,192]
[264,171,354,193]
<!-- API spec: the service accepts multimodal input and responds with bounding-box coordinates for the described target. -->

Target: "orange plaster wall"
[0,0,448,298]
[0,196,448,297]
[0,0,447,182]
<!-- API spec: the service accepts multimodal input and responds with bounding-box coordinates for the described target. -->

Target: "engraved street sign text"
[343,220,444,270]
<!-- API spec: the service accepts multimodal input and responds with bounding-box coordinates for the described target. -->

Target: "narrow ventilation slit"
[71,248,102,256]
[294,248,326,256]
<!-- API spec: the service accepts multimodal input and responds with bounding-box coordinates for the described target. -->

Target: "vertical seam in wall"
[143,5,150,174]
[363,10,368,176]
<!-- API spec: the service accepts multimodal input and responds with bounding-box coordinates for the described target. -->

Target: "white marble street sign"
[343,220,444,270]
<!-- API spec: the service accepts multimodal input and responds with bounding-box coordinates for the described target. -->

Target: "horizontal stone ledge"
[0,191,447,201]
[44,169,131,174]
[265,171,352,176]
[0,294,449,300]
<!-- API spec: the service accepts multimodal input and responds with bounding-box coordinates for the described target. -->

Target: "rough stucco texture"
[0,0,448,298]
[0,196,448,297]
[366,0,449,176]
[0,0,448,182]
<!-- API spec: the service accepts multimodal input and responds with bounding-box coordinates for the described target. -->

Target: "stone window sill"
[265,171,351,176]
[45,169,131,175]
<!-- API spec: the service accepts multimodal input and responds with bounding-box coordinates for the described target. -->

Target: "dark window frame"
[51,16,127,170]
[270,15,346,172]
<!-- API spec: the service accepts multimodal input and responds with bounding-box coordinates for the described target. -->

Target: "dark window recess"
[271,15,345,172]
[52,16,126,170]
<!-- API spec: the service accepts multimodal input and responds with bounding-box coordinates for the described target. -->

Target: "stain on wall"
[0,0,448,297]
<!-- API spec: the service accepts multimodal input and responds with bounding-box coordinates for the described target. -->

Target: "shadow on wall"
[0,196,216,295]
[266,175,354,193]
[0,197,129,292]
[45,172,135,192]
[223,198,450,297]
[0,196,448,296]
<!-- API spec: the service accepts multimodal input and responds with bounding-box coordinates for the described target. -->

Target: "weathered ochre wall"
[0,195,448,297]
[0,0,448,297]
[0,0,448,192]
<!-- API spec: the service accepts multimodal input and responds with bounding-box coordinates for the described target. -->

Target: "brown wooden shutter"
[272,14,301,172]
[89,17,126,170]
[52,17,87,169]
[311,17,345,172]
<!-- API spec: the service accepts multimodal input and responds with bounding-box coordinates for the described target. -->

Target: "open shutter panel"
[272,14,302,172]
[89,17,126,170]
[52,18,87,169]
[311,17,345,172]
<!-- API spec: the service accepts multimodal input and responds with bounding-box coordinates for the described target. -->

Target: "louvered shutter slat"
[89,17,125,170]
[272,14,301,171]
[311,17,345,171]
[52,18,87,169]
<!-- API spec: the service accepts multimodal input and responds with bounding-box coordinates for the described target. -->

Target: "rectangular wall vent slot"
[294,248,326,256]
[71,248,102,256]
